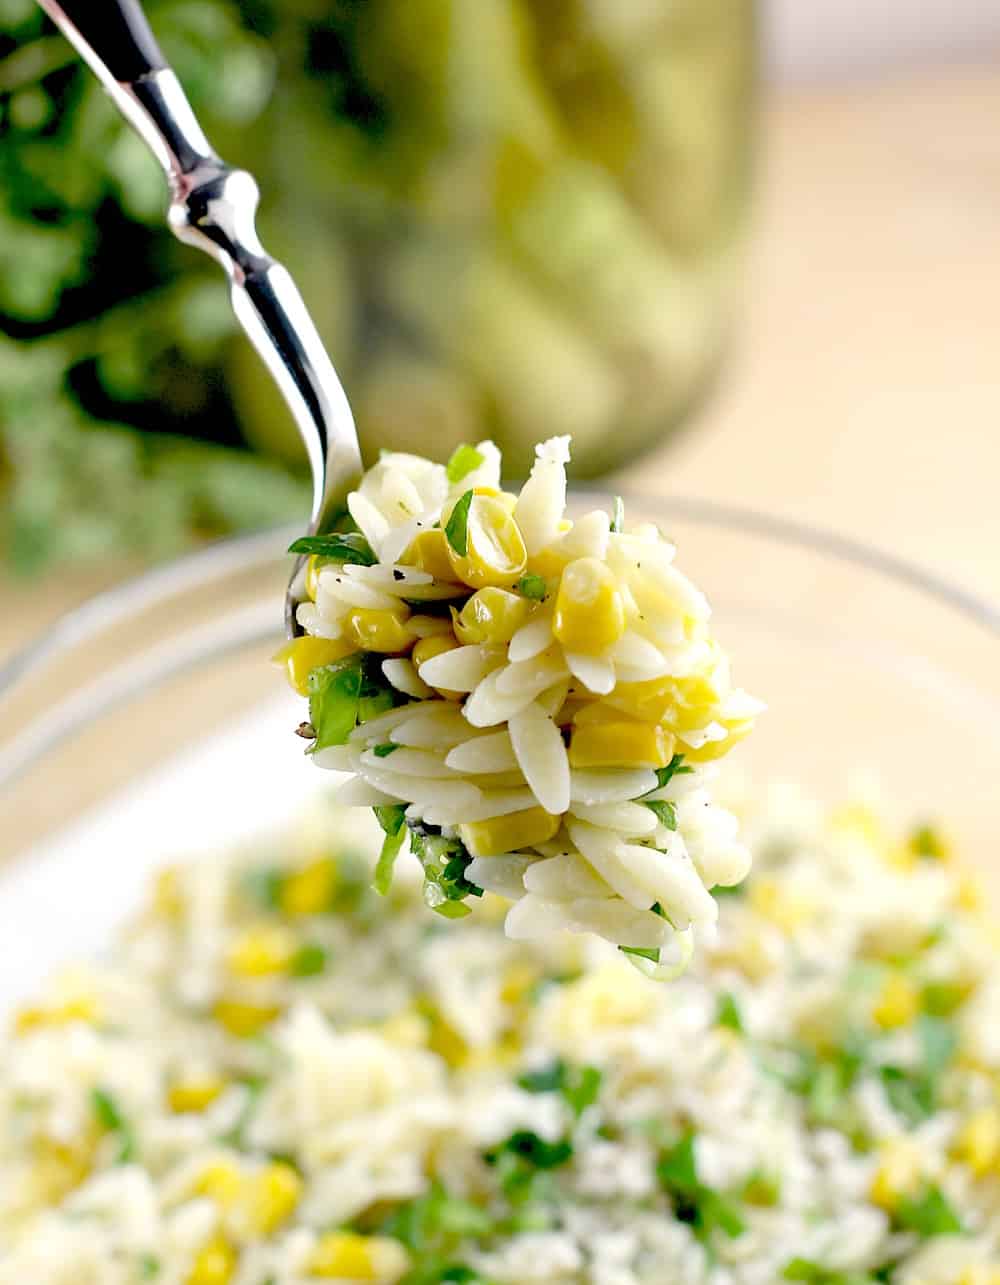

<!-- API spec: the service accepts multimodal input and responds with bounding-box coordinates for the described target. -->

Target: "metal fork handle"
[36,0,363,543]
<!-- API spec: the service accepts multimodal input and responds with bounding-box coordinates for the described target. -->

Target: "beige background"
[2,64,999,656]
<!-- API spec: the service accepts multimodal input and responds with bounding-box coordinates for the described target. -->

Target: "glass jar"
[229,0,757,477]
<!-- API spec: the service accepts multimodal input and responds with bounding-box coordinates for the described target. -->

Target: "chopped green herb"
[895,1183,963,1237]
[487,1130,573,1175]
[409,829,482,916]
[373,743,399,758]
[611,495,625,533]
[243,866,283,910]
[358,656,406,724]
[287,532,377,565]
[290,943,328,976]
[445,444,485,484]
[444,490,474,556]
[517,1060,602,1116]
[373,816,408,897]
[377,1182,492,1270]
[716,992,745,1034]
[644,799,677,830]
[307,656,364,751]
[91,1087,136,1163]
[517,573,547,600]
[138,1255,160,1279]
[642,754,693,795]
[656,1130,746,1243]
[619,945,660,963]
[879,1017,957,1125]
[782,1260,882,1284]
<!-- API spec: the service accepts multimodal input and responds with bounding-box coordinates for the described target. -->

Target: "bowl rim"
[1,494,997,790]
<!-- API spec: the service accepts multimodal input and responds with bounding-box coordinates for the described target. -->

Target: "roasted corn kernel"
[412,633,462,699]
[452,587,532,645]
[459,807,561,857]
[447,494,527,589]
[568,720,674,770]
[187,1235,237,1285]
[308,1231,410,1281]
[343,608,414,654]
[192,1160,243,1208]
[871,972,920,1030]
[403,529,456,581]
[953,1108,1000,1176]
[279,858,337,916]
[553,557,625,654]
[273,636,355,696]
[243,1161,302,1235]
[167,1075,226,1114]
[869,1140,922,1212]
[226,925,296,977]
[212,1000,280,1038]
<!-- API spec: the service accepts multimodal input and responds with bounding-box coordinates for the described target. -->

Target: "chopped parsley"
[91,1087,136,1163]
[517,573,547,600]
[517,1060,602,1116]
[716,992,745,1034]
[644,799,677,830]
[485,1130,573,1198]
[289,943,328,976]
[444,490,474,556]
[446,444,485,484]
[308,656,405,752]
[643,754,693,795]
[375,1182,493,1284]
[138,1255,160,1279]
[878,1016,957,1125]
[287,532,377,565]
[656,1130,745,1243]
[895,1182,963,1237]
[783,1260,884,1283]
[373,804,408,896]
[372,743,399,757]
[409,828,482,917]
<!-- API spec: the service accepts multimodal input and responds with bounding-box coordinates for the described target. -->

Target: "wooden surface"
[3,64,999,654]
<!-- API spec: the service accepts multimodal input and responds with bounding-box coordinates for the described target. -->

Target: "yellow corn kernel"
[568,721,674,770]
[500,961,539,1005]
[153,865,185,918]
[379,1010,430,1048]
[553,558,626,655]
[280,857,337,916]
[213,999,280,1038]
[412,633,462,699]
[553,963,657,1041]
[187,1235,237,1285]
[407,614,455,638]
[343,607,414,654]
[748,878,815,932]
[604,676,675,724]
[869,1140,922,1212]
[192,1160,243,1208]
[452,588,532,645]
[956,871,984,912]
[243,1161,302,1235]
[957,1267,1000,1285]
[403,529,457,581]
[226,924,296,977]
[459,807,561,858]
[29,1132,97,1203]
[446,495,527,590]
[872,972,920,1030]
[308,1231,410,1281]
[954,1108,1000,1176]
[272,636,356,696]
[15,994,101,1034]
[526,547,571,581]
[168,1075,226,1113]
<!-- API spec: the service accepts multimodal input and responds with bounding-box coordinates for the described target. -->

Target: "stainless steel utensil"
[37,0,364,636]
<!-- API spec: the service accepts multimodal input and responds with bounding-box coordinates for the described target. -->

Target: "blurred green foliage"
[0,0,754,575]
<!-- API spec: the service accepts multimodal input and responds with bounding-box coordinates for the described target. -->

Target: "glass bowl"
[2,496,999,1016]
